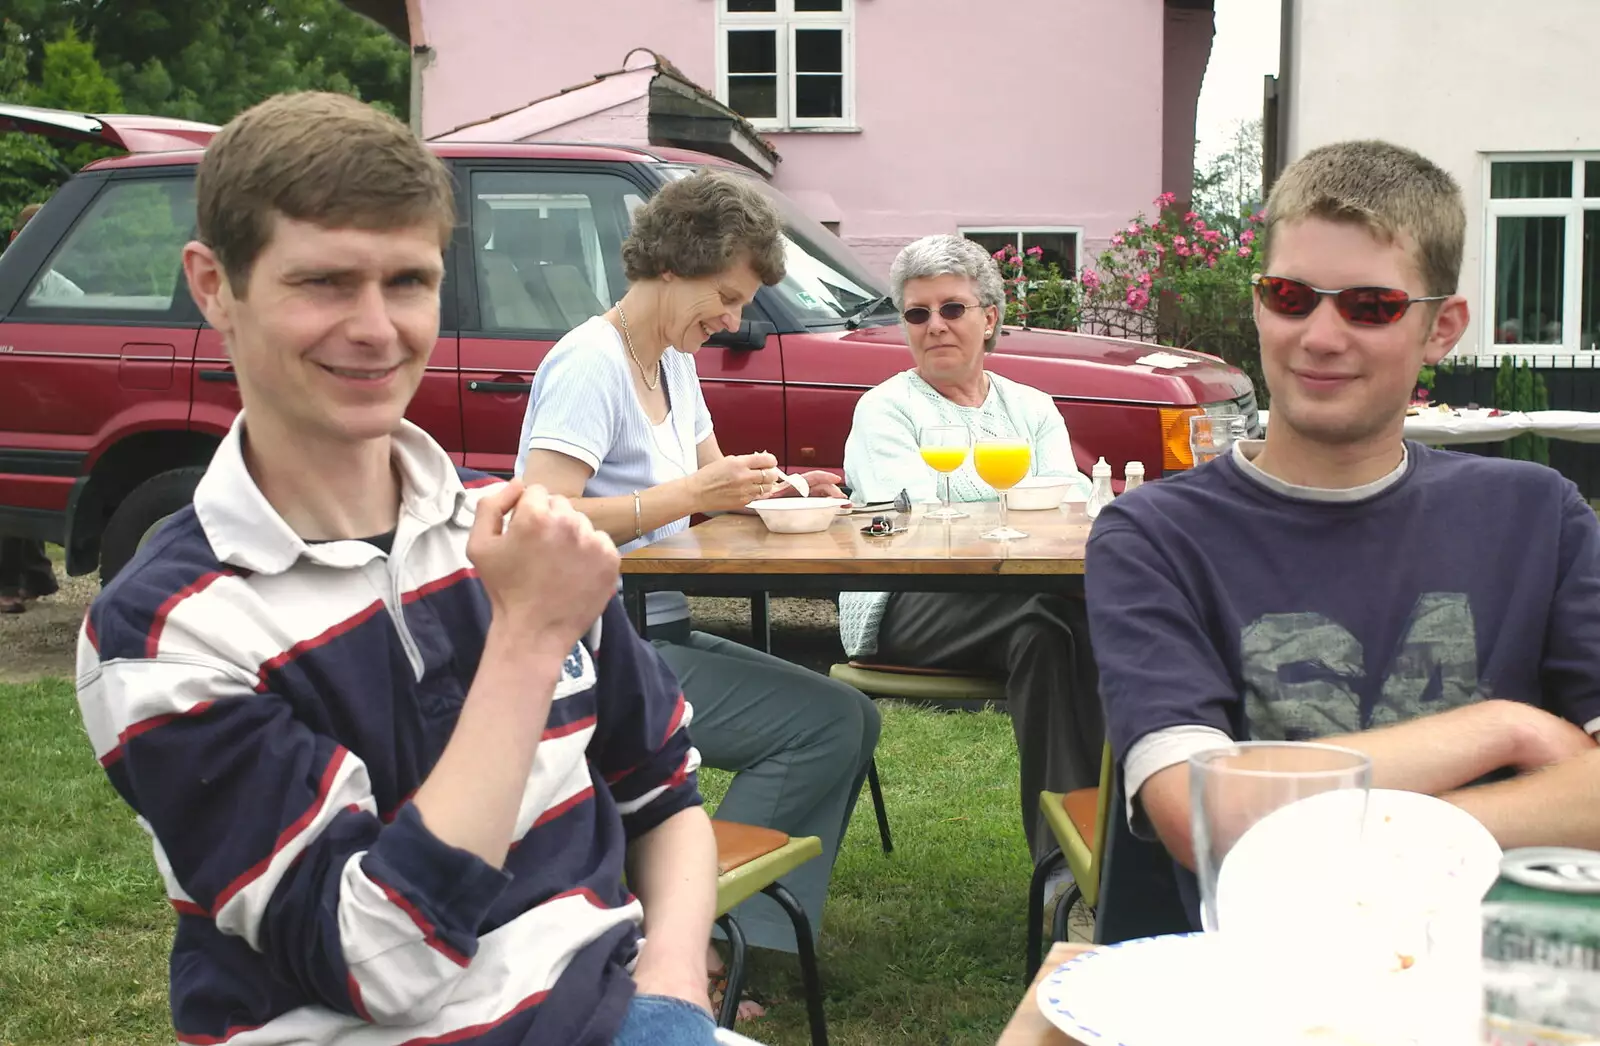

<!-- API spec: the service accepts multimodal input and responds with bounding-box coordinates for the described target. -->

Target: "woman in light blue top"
[841,234,1103,862]
[516,171,879,983]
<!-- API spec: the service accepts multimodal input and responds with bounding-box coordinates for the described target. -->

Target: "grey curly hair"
[888,234,1006,351]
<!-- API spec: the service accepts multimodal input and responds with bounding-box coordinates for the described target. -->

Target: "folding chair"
[828,661,1005,854]
[713,821,829,1046]
[1025,741,1112,981]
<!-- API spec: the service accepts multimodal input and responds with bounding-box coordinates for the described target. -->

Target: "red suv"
[0,104,1259,583]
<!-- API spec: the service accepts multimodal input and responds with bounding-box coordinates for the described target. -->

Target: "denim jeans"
[611,993,719,1046]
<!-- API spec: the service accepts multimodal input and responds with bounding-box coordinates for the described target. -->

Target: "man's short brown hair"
[196,91,455,291]
[622,169,785,286]
[1263,140,1465,297]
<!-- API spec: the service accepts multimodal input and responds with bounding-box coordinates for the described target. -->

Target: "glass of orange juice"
[972,438,1032,540]
[919,424,970,520]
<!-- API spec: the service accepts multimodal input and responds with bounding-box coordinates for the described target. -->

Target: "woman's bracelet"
[633,490,644,540]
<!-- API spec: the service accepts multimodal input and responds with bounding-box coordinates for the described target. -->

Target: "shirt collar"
[194,413,471,575]
[1229,438,1410,502]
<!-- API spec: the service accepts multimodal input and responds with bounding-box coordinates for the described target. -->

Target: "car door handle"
[198,369,237,383]
[468,380,531,393]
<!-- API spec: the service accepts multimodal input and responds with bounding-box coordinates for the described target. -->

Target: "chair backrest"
[543,263,606,326]
[1092,762,1195,945]
[479,252,555,331]
[1081,740,1115,907]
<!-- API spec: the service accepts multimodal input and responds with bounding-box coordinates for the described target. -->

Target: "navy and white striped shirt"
[75,416,701,1046]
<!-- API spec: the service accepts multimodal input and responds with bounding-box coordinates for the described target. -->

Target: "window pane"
[794,0,844,10]
[727,29,776,73]
[963,232,1018,259]
[470,171,632,333]
[794,28,841,72]
[1584,211,1600,350]
[726,0,776,11]
[795,74,843,118]
[1022,232,1079,275]
[1490,161,1572,199]
[25,179,195,311]
[1587,162,1600,199]
[1494,215,1565,344]
[728,76,778,119]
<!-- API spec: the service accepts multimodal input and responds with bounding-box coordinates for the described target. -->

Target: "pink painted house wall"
[414,0,1209,277]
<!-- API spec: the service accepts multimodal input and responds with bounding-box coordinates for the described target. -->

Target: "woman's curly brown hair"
[622,169,786,286]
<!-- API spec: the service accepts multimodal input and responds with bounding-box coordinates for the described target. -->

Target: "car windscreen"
[659,164,894,329]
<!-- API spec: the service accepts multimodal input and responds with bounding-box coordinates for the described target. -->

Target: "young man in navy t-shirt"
[1086,140,1600,895]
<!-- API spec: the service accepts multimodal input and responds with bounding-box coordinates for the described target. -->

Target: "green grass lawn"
[0,680,1039,1045]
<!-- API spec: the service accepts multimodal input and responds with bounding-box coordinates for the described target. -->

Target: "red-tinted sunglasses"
[1252,273,1448,327]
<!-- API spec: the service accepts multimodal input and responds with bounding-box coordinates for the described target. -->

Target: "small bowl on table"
[1005,477,1072,511]
[746,497,852,534]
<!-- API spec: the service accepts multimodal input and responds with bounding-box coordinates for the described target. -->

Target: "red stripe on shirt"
[83,610,98,651]
[347,971,374,1023]
[100,701,217,768]
[531,785,594,829]
[256,600,385,691]
[170,899,208,918]
[211,748,350,915]
[147,570,236,658]
[661,692,687,747]
[176,1021,268,1045]
[543,714,595,741]
[402,566,478,605]
[393,987,549,1046]
[371,875,470,968]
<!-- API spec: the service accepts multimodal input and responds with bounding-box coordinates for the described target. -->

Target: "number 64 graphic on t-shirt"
[1241,593,1478,741]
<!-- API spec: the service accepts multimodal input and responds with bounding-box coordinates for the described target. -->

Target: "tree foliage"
[0,1,407,230]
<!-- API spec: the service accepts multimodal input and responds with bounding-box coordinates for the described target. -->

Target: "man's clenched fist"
[468,479,620,651]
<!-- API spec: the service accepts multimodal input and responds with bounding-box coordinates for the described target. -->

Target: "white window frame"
[959,226,1085,277]
[715,0,854,131]
[1482,153,1600,356]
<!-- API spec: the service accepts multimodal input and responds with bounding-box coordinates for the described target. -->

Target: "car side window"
[23,178,196,314]
[469,170,633,334]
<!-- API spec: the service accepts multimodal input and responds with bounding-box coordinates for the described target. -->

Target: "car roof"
[84,138,743,173]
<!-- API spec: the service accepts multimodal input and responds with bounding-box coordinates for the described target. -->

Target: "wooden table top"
[620,502,1090,577]
[997,942,1092,1045]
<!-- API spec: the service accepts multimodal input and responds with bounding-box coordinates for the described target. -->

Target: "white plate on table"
[1036,933,1426,1045]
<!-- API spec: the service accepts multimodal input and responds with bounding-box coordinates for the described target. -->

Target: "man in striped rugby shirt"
[74,91,722,1046]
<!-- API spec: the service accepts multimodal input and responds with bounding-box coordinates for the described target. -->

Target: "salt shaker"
[1085,456,1115,520]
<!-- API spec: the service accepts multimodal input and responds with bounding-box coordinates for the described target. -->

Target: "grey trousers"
[650,624,880,954]
[876,591,1104,863]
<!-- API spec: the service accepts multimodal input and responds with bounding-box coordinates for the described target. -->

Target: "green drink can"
[1483,847,1600,1045]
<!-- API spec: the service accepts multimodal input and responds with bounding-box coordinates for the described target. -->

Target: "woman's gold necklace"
[615,302,661,391]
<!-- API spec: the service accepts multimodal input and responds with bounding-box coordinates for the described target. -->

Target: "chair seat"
[713,821,824,916]
[1039,788,1101,909]
[830,662,1006,702]
[1062,787,1097,845]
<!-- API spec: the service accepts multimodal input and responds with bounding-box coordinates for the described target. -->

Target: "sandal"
[0,596,25,615]
[707,965,768,1022]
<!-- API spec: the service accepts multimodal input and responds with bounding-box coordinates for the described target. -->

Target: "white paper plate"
[1035,933,1427,1045]
[1216,788,1501,937]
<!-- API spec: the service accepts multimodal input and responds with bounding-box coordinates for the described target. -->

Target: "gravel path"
[0,560,846,682]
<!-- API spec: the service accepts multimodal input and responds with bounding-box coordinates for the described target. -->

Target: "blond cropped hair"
[1264,140,1464,297]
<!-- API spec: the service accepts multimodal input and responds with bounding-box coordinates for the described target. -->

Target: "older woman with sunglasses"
[838,233,1102,863]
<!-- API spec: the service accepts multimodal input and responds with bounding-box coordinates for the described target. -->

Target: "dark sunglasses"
[1252,273,1448,327]
[902,300,986,326]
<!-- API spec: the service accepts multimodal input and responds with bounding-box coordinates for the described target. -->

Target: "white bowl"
[746,497,851,533]
[1005,476,1071,510]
